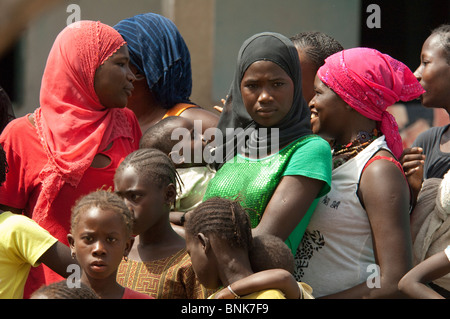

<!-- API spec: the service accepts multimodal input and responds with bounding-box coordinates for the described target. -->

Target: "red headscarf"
[317,47,425,159]
[33,20,134,223]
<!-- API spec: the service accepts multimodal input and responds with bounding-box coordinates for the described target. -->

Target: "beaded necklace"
[332,129,379,169]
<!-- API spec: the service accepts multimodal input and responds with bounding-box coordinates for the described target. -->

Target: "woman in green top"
[204,32,332,255]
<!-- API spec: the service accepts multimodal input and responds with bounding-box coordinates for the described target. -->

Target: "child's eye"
[107,237,117,243]
[82,235,93,242]
[129,193,141,202]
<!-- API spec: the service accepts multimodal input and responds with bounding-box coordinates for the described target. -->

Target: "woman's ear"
[124,236,135,258]
[197,233,210,254]
[67,233,76,257]
[165,183,177,206]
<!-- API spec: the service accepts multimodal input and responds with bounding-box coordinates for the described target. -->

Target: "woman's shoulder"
[293,134,331,148]
[290,135,332,157]
[0,114,40,152]
[1,114,35,136]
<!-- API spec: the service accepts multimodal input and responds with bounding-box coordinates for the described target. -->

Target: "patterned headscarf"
[114,13,193,109]
[317,47,425,159]
[34,20,134,223]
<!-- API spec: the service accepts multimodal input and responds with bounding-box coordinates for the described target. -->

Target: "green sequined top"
[203,135,332,254]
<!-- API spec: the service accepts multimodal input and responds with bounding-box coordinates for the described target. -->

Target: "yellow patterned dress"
[116,248,211,299]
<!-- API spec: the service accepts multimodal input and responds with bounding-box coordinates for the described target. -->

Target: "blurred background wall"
[0,0,448,146]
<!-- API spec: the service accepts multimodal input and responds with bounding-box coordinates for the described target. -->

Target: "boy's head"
[140,116,207,168]
[249,234,295,274]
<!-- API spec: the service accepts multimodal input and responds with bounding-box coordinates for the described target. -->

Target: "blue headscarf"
[114,13,193,109]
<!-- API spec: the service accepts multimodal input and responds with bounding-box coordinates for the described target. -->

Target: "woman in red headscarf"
[295,47,425,298]
[0,20,141,297]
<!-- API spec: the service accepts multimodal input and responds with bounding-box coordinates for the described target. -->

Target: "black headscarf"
[213,32,312,169]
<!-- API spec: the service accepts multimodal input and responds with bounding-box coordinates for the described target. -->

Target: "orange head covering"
[33,20,134,223]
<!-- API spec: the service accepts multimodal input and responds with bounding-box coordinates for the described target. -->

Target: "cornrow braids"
[290,31,344,69]
[115,148,180,191]
[70,189,134,235]
[31,280,99,299]
[185,197,253,251]
[431,24,450,64]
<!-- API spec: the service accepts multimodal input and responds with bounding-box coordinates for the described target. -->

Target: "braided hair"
[431,24,450,64]
[290,31,344,70]
[70,189,134,236]
[31,280,99,299]
[115,148,179,192]
[185,197,253,251]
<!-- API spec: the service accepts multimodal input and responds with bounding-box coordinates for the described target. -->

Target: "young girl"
[67,190,151,299]
[114,148,210,298]
[212,234,314,299]
[185,197,285,299]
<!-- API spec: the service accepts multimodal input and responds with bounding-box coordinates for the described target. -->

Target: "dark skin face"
[309,75,351,143]
[125,63,219,135]
[240,60,294,128]
[67,207,133,299]
[296,49,322,134]
[413,33,450,111]
[94,45,136,109]
[114,165,175,236]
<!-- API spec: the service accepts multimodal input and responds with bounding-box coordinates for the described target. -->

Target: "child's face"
[185,232,220,289]
[67,207,132,281]
[171,119,208,168]
[114,165,174,235]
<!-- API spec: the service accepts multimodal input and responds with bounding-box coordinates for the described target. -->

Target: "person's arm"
[252,174,324,242]
[323,154,413,299]
[214,269,301,299]
[399,147,426,205]
[38,241,77,278]
[398,250,450,299]
[179,107,219,134]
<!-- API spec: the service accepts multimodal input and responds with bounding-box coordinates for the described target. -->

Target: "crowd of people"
[0,12,449,300]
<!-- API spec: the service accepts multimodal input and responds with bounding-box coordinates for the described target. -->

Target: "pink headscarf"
[317,47,425,159]
[33,21,134,223]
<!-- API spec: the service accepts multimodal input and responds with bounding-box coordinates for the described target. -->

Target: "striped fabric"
[114,13,192,109]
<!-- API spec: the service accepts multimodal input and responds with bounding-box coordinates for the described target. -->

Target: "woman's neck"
[130,219,185,262]
[127,87,167,133]
[334,116,377,147]
[215,247,254,288]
